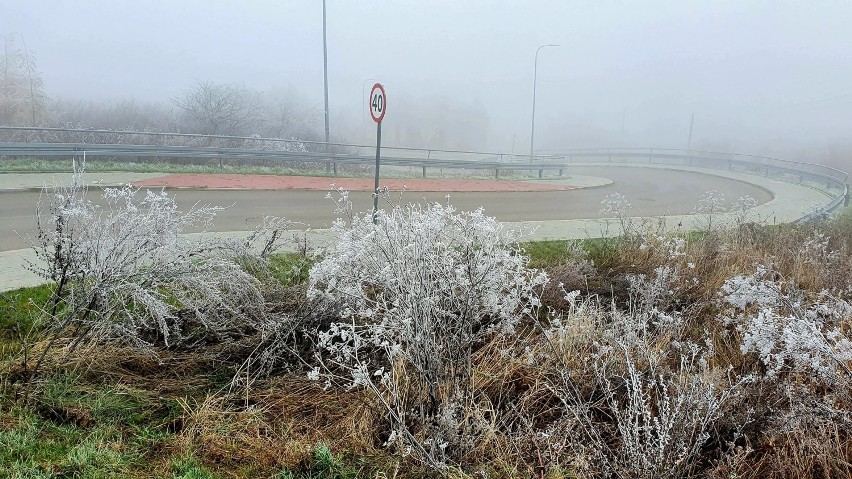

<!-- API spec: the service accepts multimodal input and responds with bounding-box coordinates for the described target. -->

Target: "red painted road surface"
[131,174,576,192]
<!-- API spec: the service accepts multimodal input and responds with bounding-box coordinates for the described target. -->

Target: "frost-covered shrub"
[592,340,729,478]
[29,170,277,355]
[719,266,782,311]
[693,189,727,231]
[720,266,852,385]
[541,260,596,310]
[730,194,758,226]
[627,265,680,314]
[600,192,633,236]
[541,295,736,479]
[308,198,547,466]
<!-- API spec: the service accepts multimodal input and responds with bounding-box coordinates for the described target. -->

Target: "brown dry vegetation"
[1,216,851,478]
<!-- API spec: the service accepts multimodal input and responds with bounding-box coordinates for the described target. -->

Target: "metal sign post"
[369,83,386,224]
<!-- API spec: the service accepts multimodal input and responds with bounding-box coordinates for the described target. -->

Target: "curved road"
[0,166,772,251]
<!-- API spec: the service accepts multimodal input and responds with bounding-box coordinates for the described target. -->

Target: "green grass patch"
[36,372,178,428]
[521,240,572,269]
[1,157,545,181]
[274,444,374,479]
[0,407,141,478]
[0,371,186,477]
[169,455,223,479]
[0,157,333,178]
[0,284,54,338]
[522,237,624,270]
[267,252,314,287]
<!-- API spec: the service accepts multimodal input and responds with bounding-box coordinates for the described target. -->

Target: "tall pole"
[322,0,332,173]
[687,112,694,150]
[530,44,558,157]
[373,121,382,224]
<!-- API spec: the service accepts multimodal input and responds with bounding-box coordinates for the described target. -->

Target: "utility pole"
[322,0,332,173]
[530,44,558,157]
[687,113,694,150]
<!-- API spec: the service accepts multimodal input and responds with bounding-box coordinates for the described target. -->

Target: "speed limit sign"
[368,83,386,223]
[369,83,386,123]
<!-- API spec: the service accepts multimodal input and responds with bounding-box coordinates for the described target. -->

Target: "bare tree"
[173,80,258,136]
[257,88,320,140]
[0,34,49,126]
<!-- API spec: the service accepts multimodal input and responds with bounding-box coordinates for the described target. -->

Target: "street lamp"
[530,44,559,157]
[322,0,330,145]
[322,0,332,173]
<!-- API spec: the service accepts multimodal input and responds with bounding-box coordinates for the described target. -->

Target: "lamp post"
[322,0,330,144]
[530,44,559,158]
[322,0,331,173]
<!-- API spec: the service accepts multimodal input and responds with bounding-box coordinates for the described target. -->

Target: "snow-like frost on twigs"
[29,172,280,352]
[308,201,547,336]
[720,266,781,311]
[539,294,735,479]
[307,197,547,465]
[719,266,852,385]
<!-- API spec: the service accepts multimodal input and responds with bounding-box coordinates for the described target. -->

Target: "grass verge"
[0,157,547,182]
[1,221,850,477]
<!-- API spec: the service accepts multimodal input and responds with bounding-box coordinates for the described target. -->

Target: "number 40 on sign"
[369,83,386,123]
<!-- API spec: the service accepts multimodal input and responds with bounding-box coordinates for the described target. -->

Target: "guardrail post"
[333,161,338,177]
[538,168,543,178]
[422,165,426,178]
[495,168,500,179]
[559,167,563,176]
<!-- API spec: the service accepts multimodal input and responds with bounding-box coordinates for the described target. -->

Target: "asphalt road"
[0,166,772,251]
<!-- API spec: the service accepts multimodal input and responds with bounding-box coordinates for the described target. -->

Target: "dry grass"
[2,216,851,477]
[708,414,852,479]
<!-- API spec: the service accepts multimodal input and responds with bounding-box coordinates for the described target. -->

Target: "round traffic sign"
[369,83,386,123]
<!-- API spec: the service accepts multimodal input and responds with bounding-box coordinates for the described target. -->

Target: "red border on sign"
[369,83,386,123]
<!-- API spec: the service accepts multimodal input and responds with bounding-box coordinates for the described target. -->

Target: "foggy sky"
[2,0,852,163]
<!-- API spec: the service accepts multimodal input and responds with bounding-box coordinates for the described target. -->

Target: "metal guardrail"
[538,147,849,222]
[1,126,848,222]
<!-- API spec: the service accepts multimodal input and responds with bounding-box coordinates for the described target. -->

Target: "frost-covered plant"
[693,190,727,232]
[599,192,634,237]
[541,296,736,479]
[308,194,547,467]
[627,266,677,307]
[797,230,840,268]
[241,215,300,260]
[719,265,782,312]
[28,170,273,361]
[726,194,766,247]
[720,266,852,385]
[591,339,729,479]
[637,234,687,259]
[731,195,758,225]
